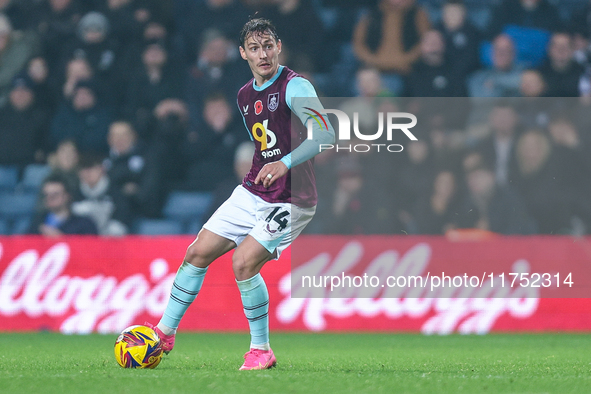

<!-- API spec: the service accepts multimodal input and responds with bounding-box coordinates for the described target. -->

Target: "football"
[114,325,163,369]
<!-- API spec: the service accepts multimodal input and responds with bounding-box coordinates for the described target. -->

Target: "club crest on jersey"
[268,92,279,112]
[255,100,263,115]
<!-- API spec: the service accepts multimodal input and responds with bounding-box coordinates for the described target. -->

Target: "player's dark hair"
[239,18,279,47]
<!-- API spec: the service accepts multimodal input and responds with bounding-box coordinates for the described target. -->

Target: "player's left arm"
[255,77,335,188]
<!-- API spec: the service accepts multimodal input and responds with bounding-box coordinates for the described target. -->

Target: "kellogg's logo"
[276,242,540,334]
[0,243,174,334]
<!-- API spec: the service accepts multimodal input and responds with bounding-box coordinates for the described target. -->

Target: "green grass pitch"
[1,332,590,393]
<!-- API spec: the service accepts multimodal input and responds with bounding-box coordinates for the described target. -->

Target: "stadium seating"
[134,219,184,235]
[186,220,204,235]
[162,191,213,231]
[20,164,52,192]
[0,166,19,192]
[11,217,31,235]
[0,192,37,220]
[0,192,37,235]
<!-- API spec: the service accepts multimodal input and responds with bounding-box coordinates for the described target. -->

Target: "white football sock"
[156,323,177,336]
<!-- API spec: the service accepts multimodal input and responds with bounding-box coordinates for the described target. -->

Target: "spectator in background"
[204,141,255,219]
[476,102,520,186]
[397,140,434,222]
[413,169,461,235]
[517,69,560,130]
[124,40,184,138]
[247,0,326,72]
[572,0,591,55]
[356,67,389,98]
[468,34,523,98]
[538,33,584,97]
[0,0,34,31]
[404,30,466,97]
[72,153,129,236]
[422,111,466,166]
[61,56,94,101]
[353,0,431,94]
[26,56,56,112]
[0,13,39,106]
[143,19,169,45]
[487,0,562,39]
[324,157,368,234]
[339,68,391,139]
[513,129,569,234]
[454,165,535,234]
[31,0,82,72]
[47,139,80,195]
[186,29,250,125]
[184,93,247,191]
[0,76,49,168]
[119,17,173,81]
[27,173,98,236]
[520,69,546,98]
[149,98,193,192]
[99,0,151,51]
[104,121,162,220]
[548,118,591,232]
[174,0,248,64]
[59,11,121,109]
[436,0,480,77]
[50,80,112,154]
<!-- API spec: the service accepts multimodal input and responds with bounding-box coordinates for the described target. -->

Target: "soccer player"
[147,18,334,370]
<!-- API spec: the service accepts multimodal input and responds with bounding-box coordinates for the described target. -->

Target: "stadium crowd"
[0,0,591,236]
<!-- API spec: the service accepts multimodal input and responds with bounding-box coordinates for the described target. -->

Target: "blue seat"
[0,192,38,220]
[12,217,31,235]
[135,219,183,235]
[163,191,213,224]
[186,220,203,235]
[0,219,8,235]
[0,166,18,192]
[20,164,51,191]
[479,25,551,68]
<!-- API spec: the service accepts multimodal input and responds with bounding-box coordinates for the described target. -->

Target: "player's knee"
[184,242,212,268]
[232,253,255,279]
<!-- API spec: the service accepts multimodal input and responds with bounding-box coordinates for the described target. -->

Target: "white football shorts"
[202,185,316,259]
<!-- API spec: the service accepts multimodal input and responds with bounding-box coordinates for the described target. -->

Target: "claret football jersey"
[237,65,317,208]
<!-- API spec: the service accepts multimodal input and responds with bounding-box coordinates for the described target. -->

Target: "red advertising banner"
[1,236,590,334]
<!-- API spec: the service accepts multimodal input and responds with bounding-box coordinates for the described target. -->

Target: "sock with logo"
[236,273,270,350]
[158,262,207,334]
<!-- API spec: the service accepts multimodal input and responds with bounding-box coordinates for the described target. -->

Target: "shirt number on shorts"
[265,207,290,232]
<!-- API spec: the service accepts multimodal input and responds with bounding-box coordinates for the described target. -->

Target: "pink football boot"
[239,348,277,370]
[145,322,175,354]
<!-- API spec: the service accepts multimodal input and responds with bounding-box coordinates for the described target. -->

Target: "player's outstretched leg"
[233,236,276,370]
[148,262,208,354]
[148,230,235,354]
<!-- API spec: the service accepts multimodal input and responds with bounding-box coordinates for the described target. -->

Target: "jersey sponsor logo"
[255,100,263,115]
[243,105,249,115]
[268,92,279,112]
[251,119,282,159]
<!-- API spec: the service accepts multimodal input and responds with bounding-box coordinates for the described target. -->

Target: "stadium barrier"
[0,236,590,334]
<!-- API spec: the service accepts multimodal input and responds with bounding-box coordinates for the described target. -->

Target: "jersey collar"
[252,65,284,91]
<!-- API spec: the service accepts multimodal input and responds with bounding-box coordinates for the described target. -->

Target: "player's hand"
[255,161,288,188]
